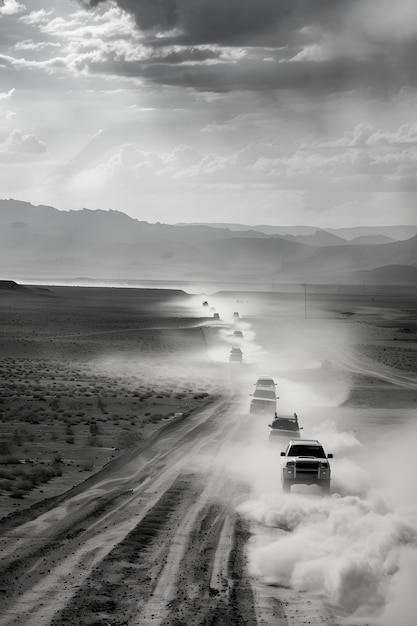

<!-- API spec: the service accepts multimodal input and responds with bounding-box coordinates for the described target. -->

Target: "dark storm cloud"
[83,0,351,46]
[89,54,411,96]
[78,0,417,96]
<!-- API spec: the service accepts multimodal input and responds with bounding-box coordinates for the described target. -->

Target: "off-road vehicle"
[280,439,332,494]
[229,347,243,363]
[249,388,277,413]
[269,413,302,441]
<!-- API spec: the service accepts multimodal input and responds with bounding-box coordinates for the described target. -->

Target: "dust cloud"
[228,406,417,623]
[106,291,417,624]
[207,299,417,625]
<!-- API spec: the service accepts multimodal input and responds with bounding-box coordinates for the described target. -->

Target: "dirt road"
[0,385,257,626]
[0,378,341,626]
[2,295,414,626]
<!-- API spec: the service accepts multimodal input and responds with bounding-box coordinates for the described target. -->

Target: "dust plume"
[233,416,417,623]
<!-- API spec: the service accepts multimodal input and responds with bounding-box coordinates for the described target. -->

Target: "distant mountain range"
[1,199,416,285]
[183,222,416,242]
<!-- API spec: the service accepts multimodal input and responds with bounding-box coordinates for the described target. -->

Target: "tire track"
[0,395,248,625]
[50,476,200,626]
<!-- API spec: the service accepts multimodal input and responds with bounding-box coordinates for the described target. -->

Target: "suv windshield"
[253,389,276,400]
[272,419,298,431]
[287,444,326,458]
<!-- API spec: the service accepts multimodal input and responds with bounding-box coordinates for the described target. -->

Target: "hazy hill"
[282,236,417,282]
[186,222,417,241]
[350,235,395,245]
[351,265,417,284]
[179,222,329,237]
[1,199,417,284]
[283,230,347,247]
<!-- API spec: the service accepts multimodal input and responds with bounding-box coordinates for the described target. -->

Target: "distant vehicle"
[213,313,220,320]
[229,347,243,363]
[233,330,244,338]
[255,376,276,390]
[250,388,277,414]
[202,301,209,307]
[268,413,302,441]
[233,312,240,318]
[280,439,333,494]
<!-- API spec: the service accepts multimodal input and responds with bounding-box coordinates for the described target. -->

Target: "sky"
[1,0,417,227]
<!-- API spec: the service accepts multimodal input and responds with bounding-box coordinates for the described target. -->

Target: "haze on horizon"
[1,0,417,229]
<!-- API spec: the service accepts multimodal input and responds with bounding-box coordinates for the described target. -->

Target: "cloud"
[14,40,61,52]
[0,0,25,16]
[56,123,417,201]
[0,129,47,155]
[307,122,417,149]
[1,0,411,98]
[81,0,346,47]
[73,0,417,96]
[20,9,53,26]
[0,87,15,100]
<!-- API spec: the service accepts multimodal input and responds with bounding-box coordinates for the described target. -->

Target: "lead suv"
[280,439,332,494]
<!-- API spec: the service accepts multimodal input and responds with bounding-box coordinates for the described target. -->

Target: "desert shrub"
[65,425,74,436]
[0,455,20,466]
[33,394,46,401]
[0,441,12,456]
[97,398,106,413]
[68,400,82,412]
[117,430,143,449]
[12,431,22,446]
[50,465,62,478]
[66,436,75,444]
[89,422,99,436]
[9,488,26,499]
[0,467,16,480]
[52,453,62,463]
[87,435,101,447]
[14,478,33,492]
[0,478,11,491]
[81,460,94,471]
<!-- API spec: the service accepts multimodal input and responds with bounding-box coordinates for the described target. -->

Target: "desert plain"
[0,281,416,626]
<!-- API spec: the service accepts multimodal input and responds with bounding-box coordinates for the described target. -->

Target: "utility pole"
[303,283,307,318]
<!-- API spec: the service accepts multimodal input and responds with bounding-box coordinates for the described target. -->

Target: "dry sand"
[0,283,416,625]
